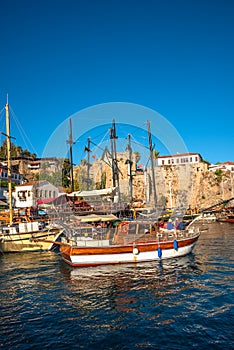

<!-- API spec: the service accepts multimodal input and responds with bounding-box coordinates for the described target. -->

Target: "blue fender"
[158,247,162,258]
[174,239,178,250]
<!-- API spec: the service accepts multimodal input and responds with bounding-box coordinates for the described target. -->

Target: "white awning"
[68,187,117,198]
[76,213,118,222]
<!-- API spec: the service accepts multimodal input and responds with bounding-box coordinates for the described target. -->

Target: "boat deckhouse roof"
[68,187,117,198]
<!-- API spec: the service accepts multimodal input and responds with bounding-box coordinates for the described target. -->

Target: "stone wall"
[74,156,234,210]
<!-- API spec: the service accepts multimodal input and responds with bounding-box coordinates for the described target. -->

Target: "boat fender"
[158,247,162,258]
[133,247,139,255]
[173,239,178,251]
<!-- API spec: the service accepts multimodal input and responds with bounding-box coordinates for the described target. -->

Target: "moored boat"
[216,208,234,223]
[59,220,200,267]
[217,214,234,223]
[0,100,63,253]
[0,222,62,252]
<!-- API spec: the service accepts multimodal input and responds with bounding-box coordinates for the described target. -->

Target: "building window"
[18,191,27,202]
[190,157,192,162]
[162,160,164,165]
[168,160,170,164]
[177,159,179,163]
[44,190,47,198]
[49,191,51,198]
[195,156,198,162]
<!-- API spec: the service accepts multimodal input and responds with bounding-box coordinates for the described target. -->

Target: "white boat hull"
[62,240,198,267]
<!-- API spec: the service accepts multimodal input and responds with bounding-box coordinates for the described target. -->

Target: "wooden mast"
[66,118,75,193]
[147,120,157,209]
[5,101,13,225]
[84,137,91,190]
[126,134,133,205]
[110,119,121,202]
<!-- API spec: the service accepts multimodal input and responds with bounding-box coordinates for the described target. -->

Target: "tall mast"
[110,119,120,201]
[84,137,91,190]
[126,134,133,204]
[147,120,157,209]
[5,101,13,225]
[66,118,75,192]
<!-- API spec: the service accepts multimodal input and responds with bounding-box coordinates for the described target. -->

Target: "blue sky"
[0,0,233,165]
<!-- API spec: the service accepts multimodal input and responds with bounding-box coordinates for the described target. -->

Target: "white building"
[14,180,62,208]
[209,161,234,172]
[0,166,23,184]
[157,153,202,166]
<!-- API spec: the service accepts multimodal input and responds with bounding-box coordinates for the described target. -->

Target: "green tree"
[215,169,222,184]
[62,158,71,188]
[152,150,160,164]
[0,140,36,159]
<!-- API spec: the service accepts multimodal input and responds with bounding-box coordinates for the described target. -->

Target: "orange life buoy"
[120,223,129,233]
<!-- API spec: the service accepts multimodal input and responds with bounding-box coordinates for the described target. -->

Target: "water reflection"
[0,223,233,350]
[58,252,205,319]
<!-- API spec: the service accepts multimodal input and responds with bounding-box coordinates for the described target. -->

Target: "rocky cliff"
[74,155,234,210]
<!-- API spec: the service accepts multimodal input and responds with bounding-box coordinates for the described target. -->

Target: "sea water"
[0,222,233,350]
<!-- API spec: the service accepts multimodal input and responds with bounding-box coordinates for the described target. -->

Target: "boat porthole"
[133,247,139,255]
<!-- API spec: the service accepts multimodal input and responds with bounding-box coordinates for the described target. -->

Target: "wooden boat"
[59,120,200,267]
[217,215,234,223]
[59,219,200,267]
[0,100,63,253]
[216,208,234,223]
[0,221,63,252]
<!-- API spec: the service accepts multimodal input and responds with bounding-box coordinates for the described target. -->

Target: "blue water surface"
[0,222,233,350]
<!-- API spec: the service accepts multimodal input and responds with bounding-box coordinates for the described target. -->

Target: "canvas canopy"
[68,187,117,198]
[76,213,118,223]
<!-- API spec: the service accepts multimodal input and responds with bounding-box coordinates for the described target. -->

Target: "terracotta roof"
[223,161,234,165]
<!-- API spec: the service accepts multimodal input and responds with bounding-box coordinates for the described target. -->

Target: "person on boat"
[151,222,158,232]
[26,207,31,219]
[178,219,185,230]
[158,219,164,229]
[92,227,98,236]
[166,219,174,230]
[174,218,180,230]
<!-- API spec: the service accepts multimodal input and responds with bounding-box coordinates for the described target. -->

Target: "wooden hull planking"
[60,234,199,267]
